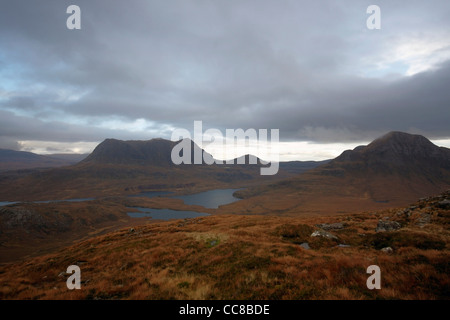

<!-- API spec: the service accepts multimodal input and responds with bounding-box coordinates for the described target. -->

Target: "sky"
[0,0,449,161]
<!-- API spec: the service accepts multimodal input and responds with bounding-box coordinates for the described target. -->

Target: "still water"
[172,188,240,209]
[1,189,242,221]
[126,188,241,220]
[0,198,95,207]
[130,188,240,209]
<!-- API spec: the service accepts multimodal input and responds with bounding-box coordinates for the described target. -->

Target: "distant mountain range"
[0,149,88,172]
[0,138,323,201]
[0,132,448,213]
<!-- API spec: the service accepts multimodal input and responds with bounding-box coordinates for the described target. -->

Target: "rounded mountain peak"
[363,131,438,157]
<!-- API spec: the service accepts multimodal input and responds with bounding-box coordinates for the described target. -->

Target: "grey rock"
[416,213,431,227]
[396,209,410,217]
[311,229,338,240]
[337,244,351,248]
[299,242,310,250]
[381,247,394,254]
[209,240,218,247]
[437,199,450,209]
[315,222,345,230]
[376,220,401,232]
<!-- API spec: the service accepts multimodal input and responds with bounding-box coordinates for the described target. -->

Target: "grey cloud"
[0,137,22,151]
[0,110,162,146]
[0,0,450,148]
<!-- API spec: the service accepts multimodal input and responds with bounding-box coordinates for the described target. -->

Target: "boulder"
[310,229,338,240]
[381,247,393,254]
[416,213,431,227]
[315,222,345,230]
[436,199,450,209]
[375,220,401,232]
[299,242,310,250]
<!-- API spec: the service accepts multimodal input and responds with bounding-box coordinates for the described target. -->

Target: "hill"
[81,138,207,166]
[0,149,74,172]
[329,131,450,176]
[47,153,88,163]
[229,132,450,215]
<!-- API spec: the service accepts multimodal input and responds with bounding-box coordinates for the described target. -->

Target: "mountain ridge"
[0,149,75,172]
[228,131,450,215]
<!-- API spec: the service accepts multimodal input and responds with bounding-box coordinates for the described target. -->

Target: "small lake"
[128,188,241,209]
[126,188,241,220]
[172,188,241,209]
[127,207,209,220]
[0,198,95,207]
[35,198,95,204]
[0,201,18,207]
[1,188,242,224]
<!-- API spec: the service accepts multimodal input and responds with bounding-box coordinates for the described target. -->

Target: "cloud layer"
[1,0,449,155]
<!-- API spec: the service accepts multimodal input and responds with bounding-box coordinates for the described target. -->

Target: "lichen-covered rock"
[315,222,345,230]
[436,199,450,209]
[416,213,432,227]
[381,247,393,254]
[310,229,338,240]
[299,242,310,250]
[375,220,401,232]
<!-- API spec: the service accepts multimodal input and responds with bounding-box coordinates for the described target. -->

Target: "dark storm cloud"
[0,0,449,149]
[0,110,148,143]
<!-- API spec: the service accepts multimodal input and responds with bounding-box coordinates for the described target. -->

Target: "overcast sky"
[1,0,449,160]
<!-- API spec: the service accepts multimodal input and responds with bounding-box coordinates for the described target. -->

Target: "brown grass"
[0,192,448,300]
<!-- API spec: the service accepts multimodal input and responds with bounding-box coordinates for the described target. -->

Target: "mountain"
[80,138,216,166]
[0,149,74,172]
[81,138,177,166]
[3,132,445,205]
[330,131,449,172]
[0,138,289,201]
[228,132,450,215]
[47,153,88,163]
[314,131,450,183]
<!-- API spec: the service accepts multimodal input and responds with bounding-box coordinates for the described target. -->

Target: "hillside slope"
[0,191,448,299]
[229,132,450,215]
[0,149,74,172]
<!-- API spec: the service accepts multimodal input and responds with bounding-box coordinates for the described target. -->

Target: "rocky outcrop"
[375,220,401,232]
[315,222,345,230]
[311,229,339,240]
